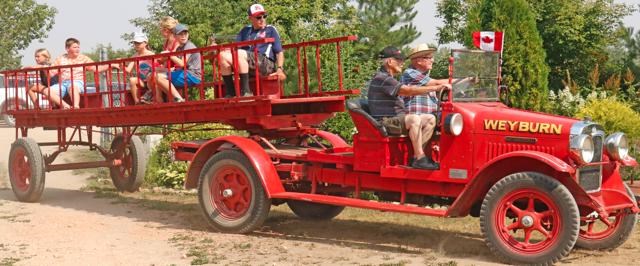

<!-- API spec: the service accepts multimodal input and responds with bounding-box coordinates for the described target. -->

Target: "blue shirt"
[367,67,405,119]
[237,25,283,61]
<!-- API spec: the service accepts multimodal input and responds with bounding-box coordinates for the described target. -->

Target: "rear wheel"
[9,138,45,202]
[576,183,637,250]
[109,135,146,192]
[287,193,346,220]
[198,150,270,233]
[480,172,579,265]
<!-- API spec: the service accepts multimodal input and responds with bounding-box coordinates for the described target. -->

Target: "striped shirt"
[367,67,405,119]
[401,67,437,114]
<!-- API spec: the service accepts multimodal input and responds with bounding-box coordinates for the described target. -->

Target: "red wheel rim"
[115,146,132,180]
[10,147,31,192]
[494,188,562,254]
[579,210,625,240]
[209,165,252,219]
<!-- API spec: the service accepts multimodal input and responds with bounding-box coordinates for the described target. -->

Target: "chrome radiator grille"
[578,165,602,192]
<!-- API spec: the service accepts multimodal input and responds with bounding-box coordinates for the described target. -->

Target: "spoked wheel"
[287,193,346,220]
[9,138,45,202]
[576,184,637,250]
[198,150,270,233]
[109,135,146,192]
[480,172,579,265]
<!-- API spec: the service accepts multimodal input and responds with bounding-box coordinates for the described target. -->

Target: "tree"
[0,0,56,69]
[452,0,549,110]
[436,0,634,90]
[352,0,421,59]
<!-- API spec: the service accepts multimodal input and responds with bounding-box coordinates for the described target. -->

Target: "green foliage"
[576,98,640,140]
[436,0,635,91]
[547,86,608,117]
[145,124,245,188]
[470,0,550,111]
[575,97,640,181]
[84,44,133,62]
[352,0,421,59]
[0,0,56,69]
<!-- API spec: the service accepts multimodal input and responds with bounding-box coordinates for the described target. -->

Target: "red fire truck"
[3,36,638,265]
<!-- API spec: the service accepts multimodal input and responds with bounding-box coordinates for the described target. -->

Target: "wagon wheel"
[480,172,579,265]
[575,183,637,250]
[8,138,45,202]
[287,193,346,220]
[198,150,271,233]
[109,135,146,192]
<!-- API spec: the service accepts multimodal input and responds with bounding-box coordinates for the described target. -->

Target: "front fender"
[447,151,577,217]
[184,136,284,197]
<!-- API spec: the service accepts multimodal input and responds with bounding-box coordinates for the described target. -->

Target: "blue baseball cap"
[173,24,189,35]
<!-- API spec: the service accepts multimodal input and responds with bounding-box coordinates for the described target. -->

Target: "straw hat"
[408,43,436,59]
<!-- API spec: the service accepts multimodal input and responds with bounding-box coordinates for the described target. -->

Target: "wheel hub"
[222,189,233,198]
[521,215,534,228]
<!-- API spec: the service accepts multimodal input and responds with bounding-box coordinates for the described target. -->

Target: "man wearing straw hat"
[367,46,449,170]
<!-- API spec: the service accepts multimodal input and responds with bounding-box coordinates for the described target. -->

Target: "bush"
[145,124,245,188]
[548,87,608,117]
[576,98,640,181]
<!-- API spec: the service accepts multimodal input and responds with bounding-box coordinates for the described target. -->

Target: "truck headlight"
[571,134,595,164]
[605,132,629,161]
[444,113,463,136]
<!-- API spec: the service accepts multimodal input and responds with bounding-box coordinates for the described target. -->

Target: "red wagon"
[3,36,638,265]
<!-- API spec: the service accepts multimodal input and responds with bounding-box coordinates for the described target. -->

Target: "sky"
[20,0,640,66]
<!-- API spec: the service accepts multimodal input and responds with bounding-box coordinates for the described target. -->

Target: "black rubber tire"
[480,172,579,265]
[198,150,271,233]
[575,183,638,250]
[287,197,345,220]
[8,138,46,202]
[109,135,146,192]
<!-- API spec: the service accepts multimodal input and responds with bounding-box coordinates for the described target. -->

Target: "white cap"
[132,32,148,43]
[248,4,266,17]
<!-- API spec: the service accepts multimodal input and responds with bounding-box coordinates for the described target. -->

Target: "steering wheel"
[452,76,477,98]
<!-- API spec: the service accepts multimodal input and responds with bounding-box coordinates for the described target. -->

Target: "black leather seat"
[346,98,388,137]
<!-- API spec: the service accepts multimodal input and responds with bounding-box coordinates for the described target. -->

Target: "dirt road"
[1,125,639,265]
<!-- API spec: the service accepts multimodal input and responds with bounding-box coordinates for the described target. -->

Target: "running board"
[271,192,447,217]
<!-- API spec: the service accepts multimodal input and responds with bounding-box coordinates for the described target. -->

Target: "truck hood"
[454,102,578,138]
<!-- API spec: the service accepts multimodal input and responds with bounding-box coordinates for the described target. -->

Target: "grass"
[67,150,492,265]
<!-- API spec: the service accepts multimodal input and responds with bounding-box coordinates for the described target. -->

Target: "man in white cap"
[218,3,285,97]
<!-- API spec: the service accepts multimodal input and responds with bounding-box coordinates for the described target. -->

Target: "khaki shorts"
[381,115,407,135]
[247,53,276,76]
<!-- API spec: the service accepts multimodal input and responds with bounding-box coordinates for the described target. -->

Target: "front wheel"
[480,172,579,265]
[109,135,146,192]
[575,183,637,250]
[9,138,45,202]
[198,150,271,233]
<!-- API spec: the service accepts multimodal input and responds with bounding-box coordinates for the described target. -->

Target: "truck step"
[271,192,447,217]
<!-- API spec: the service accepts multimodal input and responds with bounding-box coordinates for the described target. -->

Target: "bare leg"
[42,87,70,109]
[219,49,249,75]
[70,85,81,108]
[405,114,424,160]
[419,114,437,146]
[129,77,141,103]
[27,84,45,108]
[154,74,183,101]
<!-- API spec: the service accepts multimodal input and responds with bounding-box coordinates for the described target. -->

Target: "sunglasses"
[133,42,144,45]
[419,56,434,60]
[255,15,268,20]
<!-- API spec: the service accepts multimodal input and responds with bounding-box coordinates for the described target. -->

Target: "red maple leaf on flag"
[481,36,494,43]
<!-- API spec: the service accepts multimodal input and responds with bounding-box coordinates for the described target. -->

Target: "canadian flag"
[472,31,504,52]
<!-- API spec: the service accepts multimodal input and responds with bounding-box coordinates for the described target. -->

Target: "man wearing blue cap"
[154,23,201,102]
[218,3,285,97]
[367,46,450,170]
